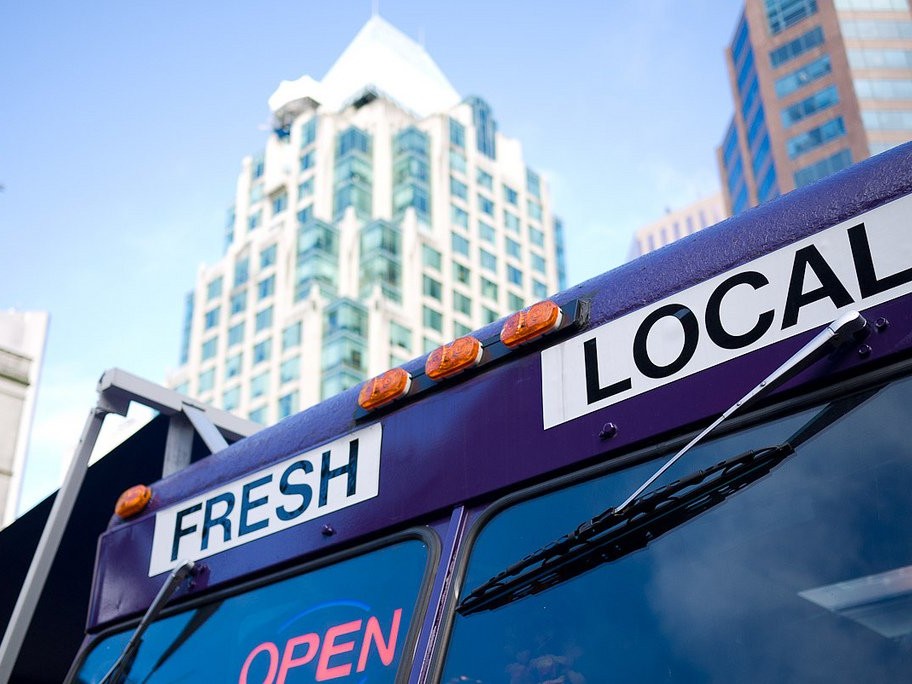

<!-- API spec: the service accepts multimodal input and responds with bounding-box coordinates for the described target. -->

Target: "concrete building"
[719,0,912,215]
[169,16,566,424]
[627,192,728,259]
[0,310,49,525]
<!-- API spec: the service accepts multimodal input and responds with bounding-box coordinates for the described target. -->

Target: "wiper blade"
[140,601,222,683]
[457,444,794,616]
[458,385,881,617]
[100,560,197,684]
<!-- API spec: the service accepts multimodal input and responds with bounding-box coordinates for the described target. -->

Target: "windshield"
[441,375,912,683]
[75,537,430,683]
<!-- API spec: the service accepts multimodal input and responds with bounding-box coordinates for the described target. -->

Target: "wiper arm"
[100,560,197,684]
[457,444,794,615]
[140,601,222,683]
[615,310,866,513]
[458,313,870,616]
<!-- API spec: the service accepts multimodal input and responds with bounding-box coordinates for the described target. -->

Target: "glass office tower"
[169,16,565,424]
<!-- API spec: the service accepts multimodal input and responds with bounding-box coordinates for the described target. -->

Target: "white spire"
[269,15,460,118]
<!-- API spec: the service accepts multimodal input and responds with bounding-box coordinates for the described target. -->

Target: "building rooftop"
[269,15,461,119]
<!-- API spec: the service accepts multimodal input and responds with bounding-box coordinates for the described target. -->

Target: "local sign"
[542,194,912,429]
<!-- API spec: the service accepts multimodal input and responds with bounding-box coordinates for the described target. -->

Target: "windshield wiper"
[458,313,871,616]
[459,388,878,616]
[100,560,197,684]
[140,600,222,683]
[614,310,866,513]
[458,444,796,615]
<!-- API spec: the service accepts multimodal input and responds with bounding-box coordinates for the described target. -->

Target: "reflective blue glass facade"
[718,0,912,213]
[722,119,751,215]
[392,127,431,225]
[466,96,497,159]
[794,148,853,186]
[766,0,819,34]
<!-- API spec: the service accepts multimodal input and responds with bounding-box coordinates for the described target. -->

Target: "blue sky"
[1,0,743,511]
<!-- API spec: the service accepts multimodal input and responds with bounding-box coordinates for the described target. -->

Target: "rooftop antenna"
[371,0,379,17]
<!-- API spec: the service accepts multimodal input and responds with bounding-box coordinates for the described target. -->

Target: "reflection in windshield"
[460,389,877,617]
[75,539,428,683]
[443,377,912,682]
[458,444,795,615]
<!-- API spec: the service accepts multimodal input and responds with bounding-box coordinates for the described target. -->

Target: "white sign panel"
[542,194,912,429]
[149,423,382,576]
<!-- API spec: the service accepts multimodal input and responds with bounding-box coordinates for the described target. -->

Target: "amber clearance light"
[115,484,152,519]
[426,336,483,381]
[358,367,412,411]
[501,300,563,348]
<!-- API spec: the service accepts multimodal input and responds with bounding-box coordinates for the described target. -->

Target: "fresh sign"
[542,194,912,429]
[149,423,382,576]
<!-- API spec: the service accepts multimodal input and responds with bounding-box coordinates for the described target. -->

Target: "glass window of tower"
[452,233,470,257]
[794,148,853,187]
[452,205,469,228]
[228,322,244,347]
[282,322,302,350]
[527,169,541,198]
[206,276,223,300]
[454,291,472,316]
[422,244,442,270]
[280,356,299,384]
[423,306,443,332]
[479,221,496,244]
[775,54,832,97]
[260,244,277,269]
[277,391,299,420]
[770,27,824,68]
[453,261,471,285]
[253,339,271,365]
[423,275,442,300]
[226,352,242,380]
[480,250,497,273]
[839,19,912,39]
[481,278,498,300]
[449,118,465,148]
[201,337,217,361]
[766,0,819,36]
[255,306,273,332]
[234,257,249,286]
[258,275,275,299]
[450,176,468,200]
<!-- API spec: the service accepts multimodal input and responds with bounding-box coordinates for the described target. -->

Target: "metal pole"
[0,367,259,683]
[0,405,109,683]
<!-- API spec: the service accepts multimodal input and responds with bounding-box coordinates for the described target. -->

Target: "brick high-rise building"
[719,0,912,215]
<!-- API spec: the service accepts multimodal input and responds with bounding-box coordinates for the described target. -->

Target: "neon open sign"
[238,608,403,683]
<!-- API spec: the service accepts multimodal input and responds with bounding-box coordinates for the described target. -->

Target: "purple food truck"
[68,143,912,682]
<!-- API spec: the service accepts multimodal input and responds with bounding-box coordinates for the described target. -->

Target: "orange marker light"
[501,300,563,348]
[359,367,412,411]
[426,336,483,381]
[115,484,152,519]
